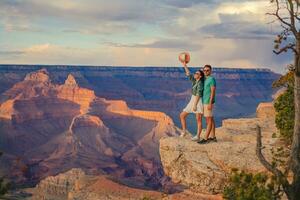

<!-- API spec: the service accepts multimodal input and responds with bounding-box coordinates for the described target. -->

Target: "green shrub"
[223,170,281,200]
[273,70,294,143]
[274,86,294,143]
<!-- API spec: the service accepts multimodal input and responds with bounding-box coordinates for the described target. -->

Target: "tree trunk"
[290,36,300,199]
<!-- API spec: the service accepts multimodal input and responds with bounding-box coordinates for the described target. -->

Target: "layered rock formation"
[57,74,95,114]
[106,99,175,159]
[31,168,87,200]
[24,168,222,200]
[0,99,14,119]
[0,69,178,190]
[24,68,50,82]
[159,102,277,194]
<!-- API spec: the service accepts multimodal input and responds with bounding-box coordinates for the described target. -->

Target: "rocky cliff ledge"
[159,102,277,194]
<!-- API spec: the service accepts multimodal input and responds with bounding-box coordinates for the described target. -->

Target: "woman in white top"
[179,55,204,141]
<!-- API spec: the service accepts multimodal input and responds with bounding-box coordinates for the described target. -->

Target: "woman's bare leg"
[180,111,189,133]
[195,113,203,137]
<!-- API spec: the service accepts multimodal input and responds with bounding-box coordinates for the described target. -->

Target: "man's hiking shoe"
[191,135,200,142]
[208,137,217,142]
[197,139,209,144]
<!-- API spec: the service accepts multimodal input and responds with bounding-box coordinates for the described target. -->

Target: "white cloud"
[25,44,51,53]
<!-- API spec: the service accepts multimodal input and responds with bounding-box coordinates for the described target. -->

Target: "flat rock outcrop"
[159,102,277,194]
[256,102,276,120]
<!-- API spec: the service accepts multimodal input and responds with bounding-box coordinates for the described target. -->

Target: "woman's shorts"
[183,95,204,114]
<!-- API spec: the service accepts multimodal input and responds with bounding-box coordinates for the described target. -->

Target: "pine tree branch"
[268,0,298,37]
[273,43,297,54]
[256,125,292,195]
[256,126,282,175]
[268,0,292,27]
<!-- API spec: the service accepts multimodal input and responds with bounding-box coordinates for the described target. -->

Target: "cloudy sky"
[0,0,294,73]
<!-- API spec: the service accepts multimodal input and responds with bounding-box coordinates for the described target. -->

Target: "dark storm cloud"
[200,22,275,39]
[0,0,181,34]
[0,0,266,24]
[199,13,278,39]
[0,0,273,38]
[0,0,176,23]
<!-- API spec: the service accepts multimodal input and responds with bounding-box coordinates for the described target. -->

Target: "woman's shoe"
[180,131,187,137]
[208,137,217,142]
[197,139,209,144]
[191,135,200,141]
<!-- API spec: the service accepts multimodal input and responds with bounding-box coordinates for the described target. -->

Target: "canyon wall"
[0,65,280,133]
[0,69,178,190]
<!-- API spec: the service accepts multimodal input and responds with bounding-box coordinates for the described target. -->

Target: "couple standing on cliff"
[179,53,217,144]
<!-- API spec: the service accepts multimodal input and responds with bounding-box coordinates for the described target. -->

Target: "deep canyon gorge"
[0,65,280,199]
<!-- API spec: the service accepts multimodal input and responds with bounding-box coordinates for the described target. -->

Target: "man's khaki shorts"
[204,104,214,117]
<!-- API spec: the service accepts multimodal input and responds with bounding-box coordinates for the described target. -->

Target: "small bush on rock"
[223,169,281,200]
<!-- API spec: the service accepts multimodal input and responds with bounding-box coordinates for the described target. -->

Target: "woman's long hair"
[198,70,205,84]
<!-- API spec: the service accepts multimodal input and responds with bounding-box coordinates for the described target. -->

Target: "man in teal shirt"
[198,64,217,144]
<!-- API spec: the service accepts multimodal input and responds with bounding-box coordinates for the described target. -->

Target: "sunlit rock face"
[24,68,50,82]
[159,102,277,194]
[0,69,179,191]
[0,99,14,119]
[64,74,78,87]
[27,168,222,200]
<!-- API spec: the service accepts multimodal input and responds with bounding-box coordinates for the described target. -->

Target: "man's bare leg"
[210,117,216,138]
[204,117,213,140]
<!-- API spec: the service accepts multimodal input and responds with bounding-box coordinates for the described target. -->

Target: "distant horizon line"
[0,63,276,71]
